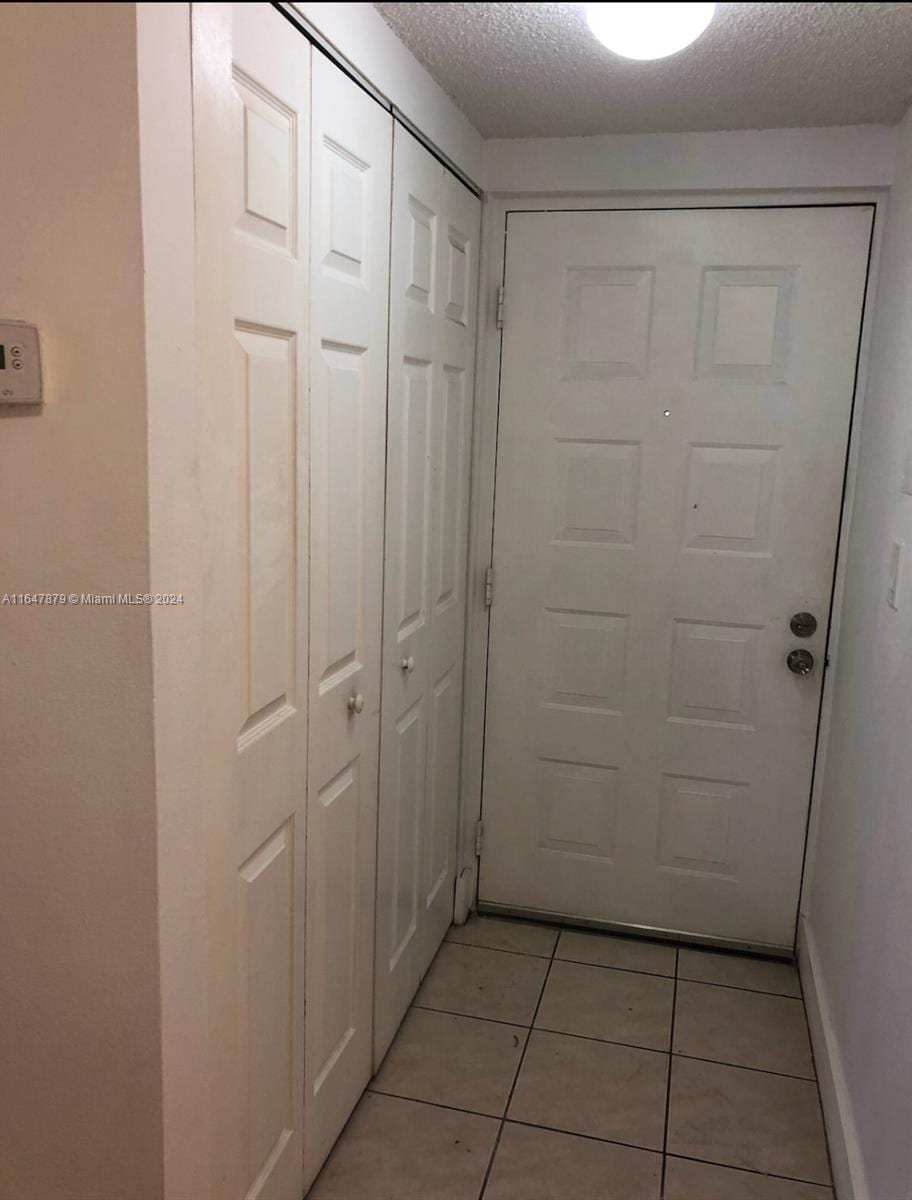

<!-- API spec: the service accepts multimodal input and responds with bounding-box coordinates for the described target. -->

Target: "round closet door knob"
[401,655,415,673]
[347,693,365,715]
[786,649,814,676]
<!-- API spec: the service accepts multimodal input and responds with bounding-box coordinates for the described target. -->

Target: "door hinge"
[495,285,505,331]
[484,565,494,607]
[474,819,485,858]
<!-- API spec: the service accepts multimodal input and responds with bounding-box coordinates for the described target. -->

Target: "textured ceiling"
[374,3,912,138]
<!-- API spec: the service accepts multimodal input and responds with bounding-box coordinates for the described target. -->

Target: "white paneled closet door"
[374,127,481,1065]
[193,6,309,1200]
[304,53,392,1187]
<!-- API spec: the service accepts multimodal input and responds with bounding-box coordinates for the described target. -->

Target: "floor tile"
[664,1156,834,1199]
[674,980,814,1077]
[556,928,676,976]
[508,1029,668,1150]
[535,959,674,1050]
[446,915,558,958]
[484,1121,661,1200]
[370,1007,525,1116]
[667,1057,831,1184]
[415,942,549,1024]
[309,1092,498,1200]
[678,948,801,997]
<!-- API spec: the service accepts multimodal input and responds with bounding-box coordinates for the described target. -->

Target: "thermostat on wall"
[0,322,42,405]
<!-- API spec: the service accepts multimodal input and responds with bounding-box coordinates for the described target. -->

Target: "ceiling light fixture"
[585,2,716,60]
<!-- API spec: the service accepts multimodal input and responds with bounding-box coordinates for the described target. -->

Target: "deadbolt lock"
[787,649,815,676]
[789,612,818,638]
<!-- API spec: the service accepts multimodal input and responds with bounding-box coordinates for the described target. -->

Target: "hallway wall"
[0,5,164,1197]
[804,103,912,1200]
[481,123,898,193]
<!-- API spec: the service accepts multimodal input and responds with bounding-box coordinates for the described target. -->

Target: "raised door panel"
[388,701,425,969]
[313,342,368,691]
[397,359,434,643]
[305,52,391,1187]
[424,666,459,907]
[235,326,297,732]
[239,825,296,1192]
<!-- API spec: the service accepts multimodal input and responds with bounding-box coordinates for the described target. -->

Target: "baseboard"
[452,865,475,925]
[798,917,870,1200]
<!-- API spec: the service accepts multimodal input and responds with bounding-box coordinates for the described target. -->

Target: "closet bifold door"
[374,126,482,1066]
[304,52,392,1188]
[193,6,309,1200]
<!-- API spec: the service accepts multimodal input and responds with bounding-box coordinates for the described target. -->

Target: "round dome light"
[585,2,716,60]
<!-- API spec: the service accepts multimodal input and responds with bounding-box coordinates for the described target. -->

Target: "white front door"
[480,206,872,950]
[304,53,391,1186]
[193,6,309,1199]
[374,127,481,1065]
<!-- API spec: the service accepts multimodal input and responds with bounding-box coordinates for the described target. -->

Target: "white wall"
[482,123,898,194]
[293,2,483,182]
[0,4,164,1197]
[802,105,912,1200]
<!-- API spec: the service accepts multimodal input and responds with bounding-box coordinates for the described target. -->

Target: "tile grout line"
[445,936,557,960]
[368,1087,500,1122]
[675,975,803,999]
[664,1150,834,1191]
[660,947,680,1198]
[667,1050,816,1082]
[410,1002,528,1029]
[477,931,559,1200]
[404,1002,817,1079]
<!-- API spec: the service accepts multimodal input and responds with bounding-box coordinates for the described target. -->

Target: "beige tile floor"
[310,916,833,1200]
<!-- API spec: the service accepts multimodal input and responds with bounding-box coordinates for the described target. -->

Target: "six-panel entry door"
[480,206,872,950]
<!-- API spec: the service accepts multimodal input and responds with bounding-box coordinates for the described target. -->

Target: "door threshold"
[476,901,794,961]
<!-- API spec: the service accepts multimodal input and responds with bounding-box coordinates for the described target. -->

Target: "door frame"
[457,189,887,953]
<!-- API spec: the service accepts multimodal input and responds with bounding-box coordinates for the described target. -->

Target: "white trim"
[482,126,897,194]
[457,188,888,926]
[799,917,870,1200]
[137,6,211,1197]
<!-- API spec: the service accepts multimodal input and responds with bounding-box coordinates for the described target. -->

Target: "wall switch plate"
[887,540,904,612]
[0,321,42,405]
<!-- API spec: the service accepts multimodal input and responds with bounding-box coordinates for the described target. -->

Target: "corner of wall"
[135,4,211,1198]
